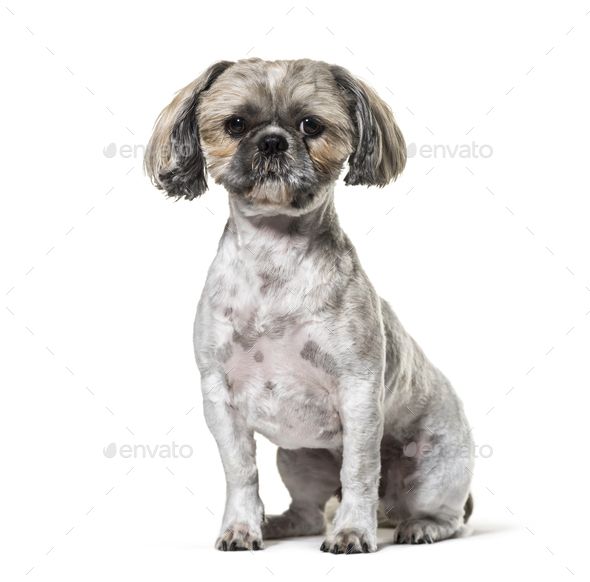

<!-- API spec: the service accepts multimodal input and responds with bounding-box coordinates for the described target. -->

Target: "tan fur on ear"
[331,66,406,186]
[144,61,233,199]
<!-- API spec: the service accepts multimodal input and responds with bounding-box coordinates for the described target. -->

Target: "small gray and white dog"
[145,58,474,554]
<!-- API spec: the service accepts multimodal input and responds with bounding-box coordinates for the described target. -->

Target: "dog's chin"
[222,171,321,215]
[246,175,292,205]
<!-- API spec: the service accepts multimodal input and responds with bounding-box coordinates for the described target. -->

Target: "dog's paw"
[393,518,453,544]
[216,523,263,551]
[320,528,377,554]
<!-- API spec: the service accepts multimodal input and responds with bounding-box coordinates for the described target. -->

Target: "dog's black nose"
[258,134,288,155]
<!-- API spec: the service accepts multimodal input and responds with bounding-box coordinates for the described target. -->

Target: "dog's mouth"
[255,170,286,181]
[242,157,296,206]
[251,151,292,182]
[222,143,321,208]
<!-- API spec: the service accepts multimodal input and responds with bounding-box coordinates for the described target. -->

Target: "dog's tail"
[463,492,474,523]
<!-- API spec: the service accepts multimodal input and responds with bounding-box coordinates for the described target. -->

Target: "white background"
[1,0,589,580]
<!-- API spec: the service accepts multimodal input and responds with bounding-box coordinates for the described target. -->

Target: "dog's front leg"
[322,378,384,554]
[202,374,264,551]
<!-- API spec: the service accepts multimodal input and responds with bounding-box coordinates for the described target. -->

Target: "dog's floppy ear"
[144,61,233,200]
[331,66,406,187]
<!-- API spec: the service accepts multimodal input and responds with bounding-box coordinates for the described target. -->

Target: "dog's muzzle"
[257,133,289,156]
[251,133,292,180]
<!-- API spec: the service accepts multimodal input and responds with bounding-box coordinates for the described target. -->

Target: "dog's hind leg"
[263,448,340,539]
[384,416,474,544]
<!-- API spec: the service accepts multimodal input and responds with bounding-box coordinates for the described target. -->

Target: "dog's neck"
[225,186,341,256]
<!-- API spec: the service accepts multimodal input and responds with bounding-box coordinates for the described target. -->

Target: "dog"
[145,58,474,554]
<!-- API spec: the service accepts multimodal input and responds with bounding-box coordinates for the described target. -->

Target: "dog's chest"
[225,321,342,449]
[200,246,343,449]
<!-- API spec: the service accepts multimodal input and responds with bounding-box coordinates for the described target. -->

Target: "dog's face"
[145,59,406,212]
[197,60,356,210]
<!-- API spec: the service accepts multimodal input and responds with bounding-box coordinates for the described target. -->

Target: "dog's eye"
[299,117,324,137]
[226,116,247,136]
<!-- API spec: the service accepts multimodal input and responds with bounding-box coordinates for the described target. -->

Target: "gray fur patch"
[258,267,288,295]
[254,350,264,362]
[232,329,255,351]
[300,340,340,377]
[232,313,258,351]
[232,311,297,353]
[216,341,233,363]
[318,428,340,440]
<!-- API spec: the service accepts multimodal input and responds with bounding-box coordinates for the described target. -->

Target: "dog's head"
[145,59,406,212]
